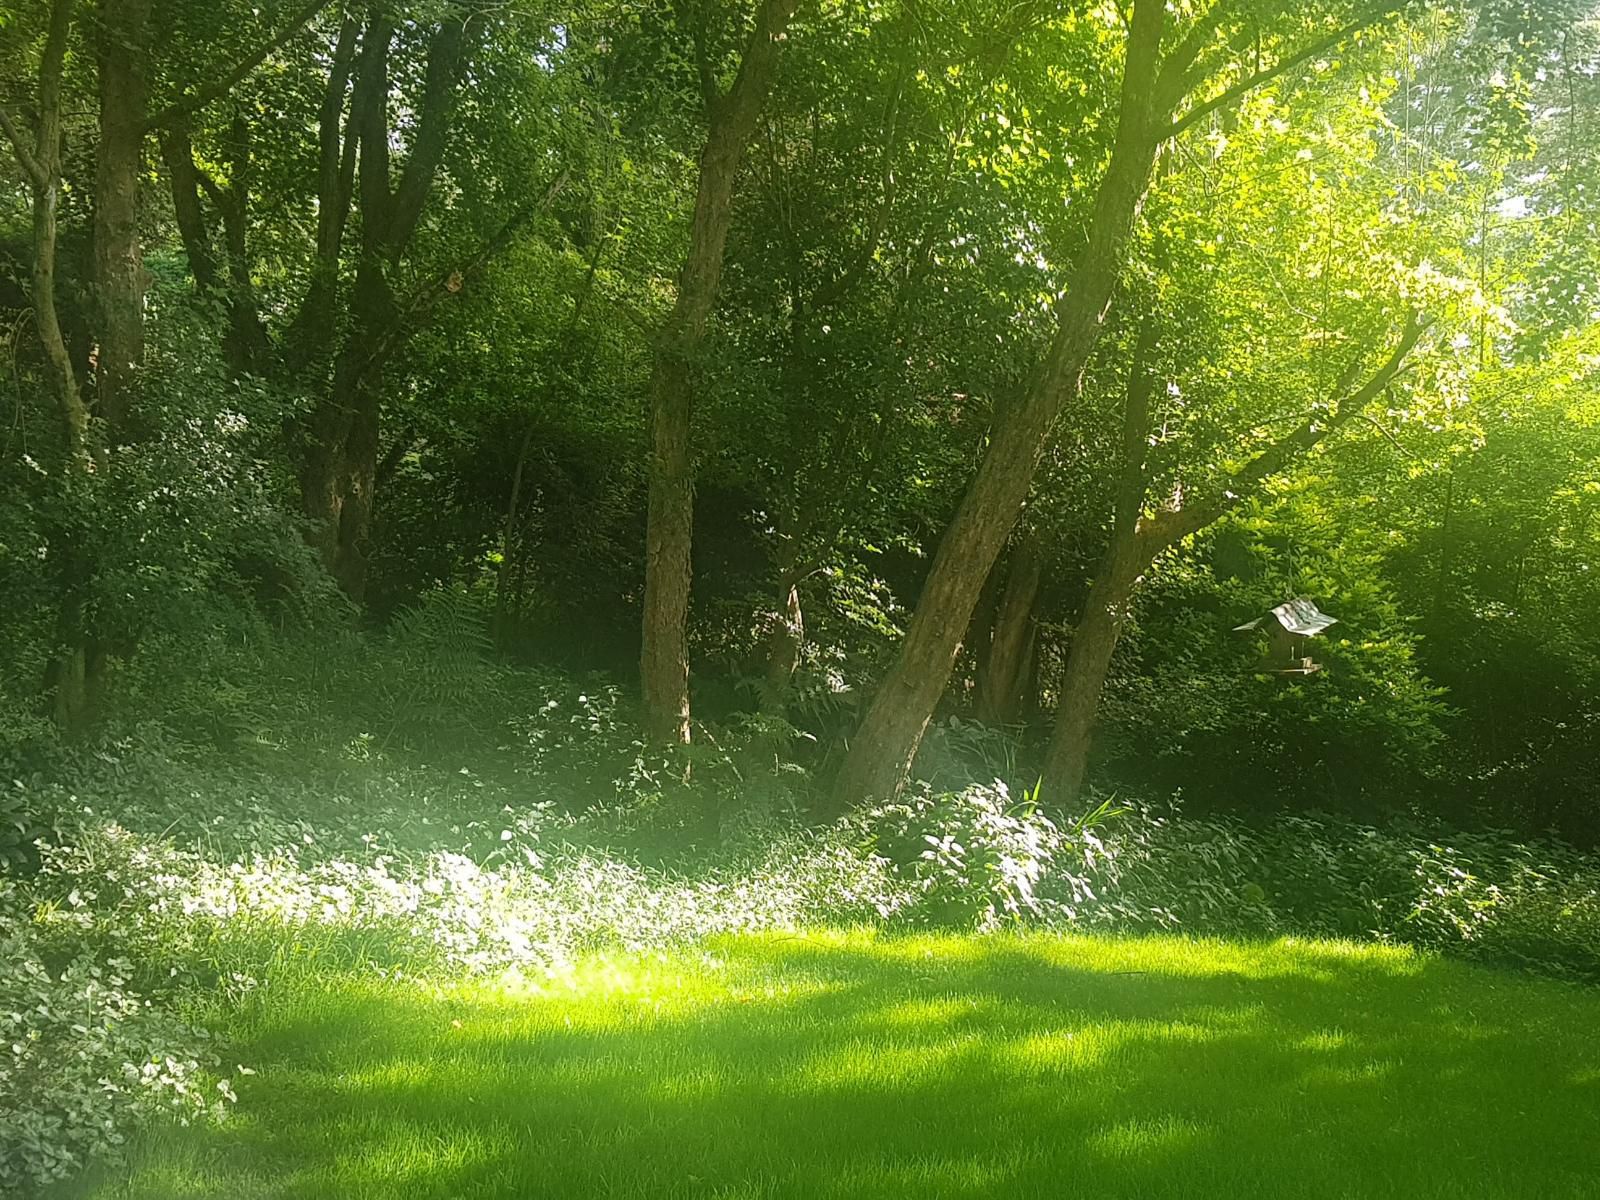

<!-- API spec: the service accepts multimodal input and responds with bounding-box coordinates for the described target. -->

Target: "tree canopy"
[1,0,1597,838]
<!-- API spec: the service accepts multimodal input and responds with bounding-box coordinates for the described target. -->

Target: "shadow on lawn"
[71,933,1600,1200]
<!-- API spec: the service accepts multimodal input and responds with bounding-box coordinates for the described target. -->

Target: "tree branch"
[0,108,47,188]
[389,10,471,254]
[143,0,334,133]
[352,168,571,386]
[1140,313,1426,549]
[811,51,909,311]
[1153,0,1240,108]
[1168,2,1401,140]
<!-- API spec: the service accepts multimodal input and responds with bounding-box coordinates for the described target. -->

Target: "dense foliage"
[1,0,1595,832]
[1,0,1597,1190]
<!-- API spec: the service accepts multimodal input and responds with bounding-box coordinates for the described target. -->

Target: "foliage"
[853,782,1137,930]
[0,879,237,1194]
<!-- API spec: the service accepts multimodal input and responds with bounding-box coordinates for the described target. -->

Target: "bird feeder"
[1232,598,1339,675]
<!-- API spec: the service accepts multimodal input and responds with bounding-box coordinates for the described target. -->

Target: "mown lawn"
[65,931,1600,1199]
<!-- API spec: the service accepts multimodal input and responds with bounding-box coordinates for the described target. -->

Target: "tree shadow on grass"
[65,931,1600,1200]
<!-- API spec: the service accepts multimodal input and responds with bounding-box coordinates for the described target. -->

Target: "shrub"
[858,782,1122,929]
[0,880,240,1195]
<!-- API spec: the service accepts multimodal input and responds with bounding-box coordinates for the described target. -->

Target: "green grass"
[67,930,1600,1199]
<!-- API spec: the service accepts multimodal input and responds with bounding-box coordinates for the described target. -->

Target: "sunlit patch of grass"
[60,930,1600,1200]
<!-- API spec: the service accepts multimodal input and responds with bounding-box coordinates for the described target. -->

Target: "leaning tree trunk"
[639,0,799,745]
[1041,567,1139,804]
[828,2,1167,808]
[975,533,1041,726]
[1041,317,1157,804]
[1037,316,1424,806]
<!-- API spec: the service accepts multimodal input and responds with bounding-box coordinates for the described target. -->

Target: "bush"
[858,782,1120,929]
[0,880,239,1195]
[1067,802,1600,979]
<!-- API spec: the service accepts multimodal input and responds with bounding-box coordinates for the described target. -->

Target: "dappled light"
[3,0,1598,1194]
[62,932,1600,1199]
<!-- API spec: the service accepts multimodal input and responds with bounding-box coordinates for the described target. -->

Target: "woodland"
[1,0,1599,1195]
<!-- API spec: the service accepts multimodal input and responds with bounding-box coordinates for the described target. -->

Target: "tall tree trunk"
[293,8,472,601]
[1042,319,1158,803]
[642,348,696,743]
[639,0,799,745]
[0,0,83,449]
[2,0,95,726]
[975,533,1041,726]
[93,0,151,436]
[828,0,1168,807]
[301,252,391,600]
[40,0,151,728]
[215,114,271,373]
[283,11,360,375]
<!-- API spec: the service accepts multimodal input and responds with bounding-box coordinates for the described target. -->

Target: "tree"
[831,0,1406,806]
[639,0,800,744]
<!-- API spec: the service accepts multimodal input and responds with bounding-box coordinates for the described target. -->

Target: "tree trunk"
[975,534,1041,726]
[283,11,360,375]
[300,251,390,600]
[4,0,84,449]
[761,549,807,707]
[38,0,150,727]
[1041,566,1139,805]
[215,115,271,373]
[828,1,1168,807]
[642,348,696,743]
[93,0,151,437]
[292,9,473,602]
[639,0,799,745]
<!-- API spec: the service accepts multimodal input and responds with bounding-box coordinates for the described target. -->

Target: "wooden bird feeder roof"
[1232,598,1340,638]
[1233,598,1339,675]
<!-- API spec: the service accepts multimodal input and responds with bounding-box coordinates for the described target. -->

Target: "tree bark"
[975,533,1042,726]
[828,0,1169,807]
[1042,564,1142,805]
[826,0,1406,808]
[93,0,152,437]
[282,11,360,375]
[3,0,98,728]
[639,0,799,745]
[0,0,83,450]
[1040,319,1158,802]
